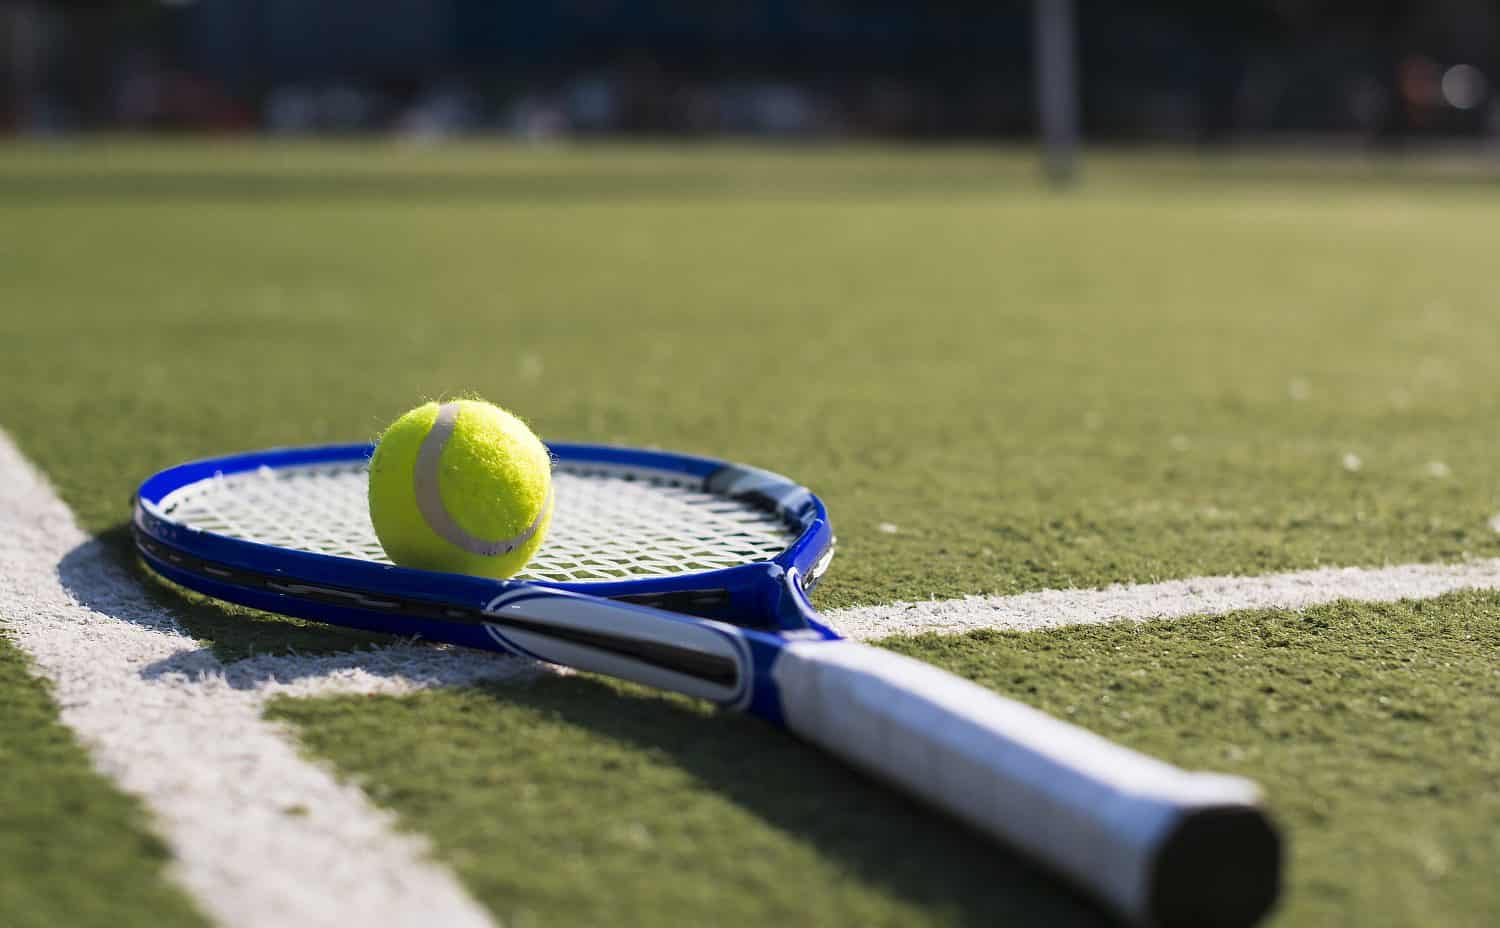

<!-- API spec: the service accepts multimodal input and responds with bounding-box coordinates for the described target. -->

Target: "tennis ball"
[368,399,553,578]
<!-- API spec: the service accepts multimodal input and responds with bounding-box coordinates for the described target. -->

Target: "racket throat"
[484,613,739,687]
[482,590,756,705]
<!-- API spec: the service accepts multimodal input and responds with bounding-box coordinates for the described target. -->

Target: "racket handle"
[771,640,1280,927]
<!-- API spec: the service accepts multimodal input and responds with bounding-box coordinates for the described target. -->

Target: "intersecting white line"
[831,559,1500,640]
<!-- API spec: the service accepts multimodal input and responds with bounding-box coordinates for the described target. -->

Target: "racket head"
[133,442,836,634]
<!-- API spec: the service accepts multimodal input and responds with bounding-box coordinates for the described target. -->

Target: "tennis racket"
[132,438,1280,927]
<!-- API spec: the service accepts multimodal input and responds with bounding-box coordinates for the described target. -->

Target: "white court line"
[832,559,1500,640]
[0,431,508,928]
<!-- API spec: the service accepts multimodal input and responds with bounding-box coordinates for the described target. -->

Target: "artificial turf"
[3,142,1500,926]
[0,640,208,928]
[884,592,1500,927]
[271,673,1109,928]
[268,591,1500,927]
[3,144,1498,612]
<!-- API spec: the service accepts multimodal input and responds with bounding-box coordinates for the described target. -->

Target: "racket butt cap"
[1148,806,1282,928]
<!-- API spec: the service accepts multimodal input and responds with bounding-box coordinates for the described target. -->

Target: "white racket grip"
[772,640,1277,926]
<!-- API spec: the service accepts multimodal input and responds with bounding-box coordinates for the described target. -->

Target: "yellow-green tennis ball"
[368,400,553,578]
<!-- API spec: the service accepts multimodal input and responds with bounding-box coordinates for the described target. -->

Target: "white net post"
[1035,0,1080,187]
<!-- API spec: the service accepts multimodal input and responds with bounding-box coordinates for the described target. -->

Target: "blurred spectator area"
[3,0,1499,140]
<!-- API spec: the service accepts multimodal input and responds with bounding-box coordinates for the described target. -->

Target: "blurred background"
[3,0,1499,148]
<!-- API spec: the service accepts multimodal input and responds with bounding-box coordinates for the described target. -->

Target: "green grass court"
[2,142,1499,927]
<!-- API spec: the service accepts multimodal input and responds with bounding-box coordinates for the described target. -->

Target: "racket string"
[154,462,796,582]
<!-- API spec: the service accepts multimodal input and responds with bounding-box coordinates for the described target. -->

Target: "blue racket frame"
[133,442,839,717]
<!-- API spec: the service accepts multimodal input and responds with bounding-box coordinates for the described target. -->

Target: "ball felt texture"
[368,400,553,578]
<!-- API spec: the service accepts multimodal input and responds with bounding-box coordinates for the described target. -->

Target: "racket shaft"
[771,640,1276,925]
